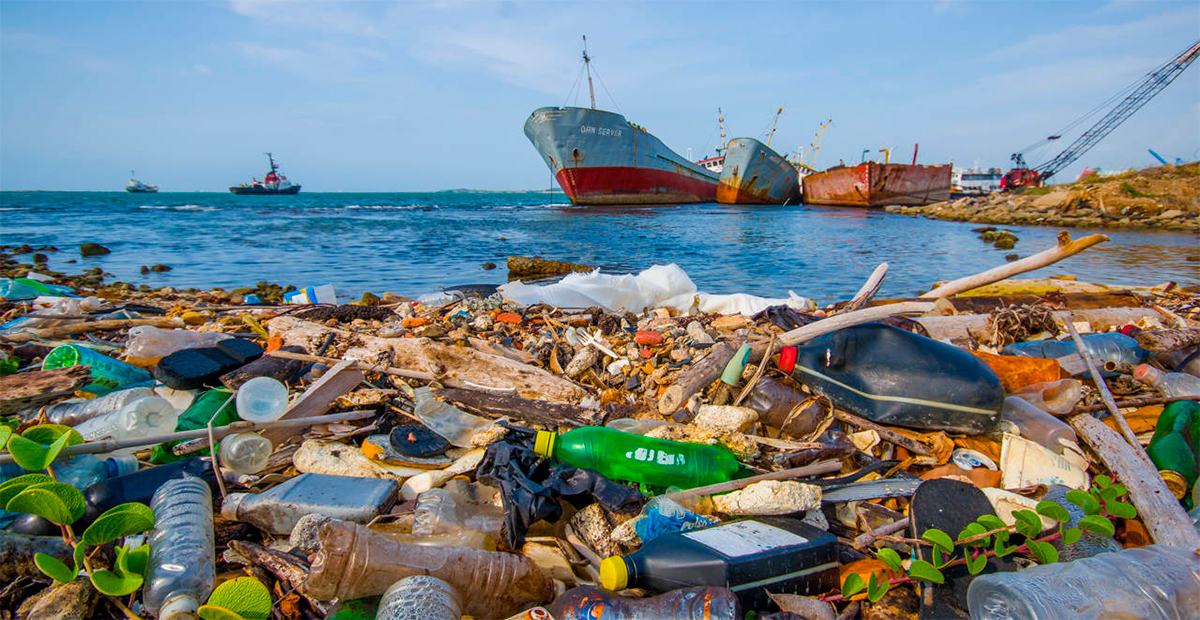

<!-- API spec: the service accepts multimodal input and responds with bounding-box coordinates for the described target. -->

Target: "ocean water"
[1,191,1196,303]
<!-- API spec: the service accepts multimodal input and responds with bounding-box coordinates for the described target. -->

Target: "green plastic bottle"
[150,389,238,464]
[533,426,745,489]
[1146,400,1200,508]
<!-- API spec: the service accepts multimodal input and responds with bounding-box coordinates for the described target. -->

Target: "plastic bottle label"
[624,447,686,466]
[683,520,809,557]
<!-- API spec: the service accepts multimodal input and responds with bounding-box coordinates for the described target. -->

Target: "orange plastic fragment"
[265,336,284,353]
[972,350,1067,392]
[496,312,523,324]
[634,330,664,346]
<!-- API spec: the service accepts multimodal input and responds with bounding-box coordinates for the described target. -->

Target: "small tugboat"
[125,171,158,193]
[229,153,301,195]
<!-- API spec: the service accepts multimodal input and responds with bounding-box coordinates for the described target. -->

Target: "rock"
[289,513,332,554]
[711,480,821,515]
[710,315,750,331]
[139,265,150,274]
[361,291,381,305]
[565,346,601,379]
[78,242,110,257]
[506,255,592,279]
[686,321,715,344]
[993,237,1016,250]
[150,264,172,272]
[12,244,33,254]
[30,253,47,264]
[381,292,410,304]
[693,404,759,433]
[1159,209,1185,219]
[482,262,497,270]
[1005,254,1020,262]
[15,578,99,620]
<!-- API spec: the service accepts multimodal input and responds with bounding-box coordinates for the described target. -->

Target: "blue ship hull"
[717,138,799,205]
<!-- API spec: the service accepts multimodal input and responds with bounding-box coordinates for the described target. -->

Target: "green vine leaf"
[842,572,866,599]
[867,573,890,603]
[0,473,54,507]
[90,568,143,597]
[34,552,79,584]
[1036,500,1071,523]
[932,546,947,569]
[1079,515,1115,537]
[976,514,1006,531]
[1093,474,1112,489]
[1105,501,1137,520]
[876,548,904,574]
[922,529,954,555]
[908,559,945,584]
[1012,509,1043,538]
[1062,527,1083,545]
[1026,540,1059,565]
[21,424,84,447]
[119,544,150,577]
[82,502,155,546]
[73,542,86,574]
[1096,485,1120,504]
[197,605,246,620]
[0,424,11,448]
[6,426,82,471]
[957,522,988,547]
[6,482,85,525]
[205,577,272,620]
[1066,489,1100,515]
[1110,483,1127,497]
[965,550,987,575]
[993,532,1018,557]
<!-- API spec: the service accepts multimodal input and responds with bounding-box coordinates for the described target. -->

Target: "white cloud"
[227,0,381,37]
[194,63,212,74]
[984,7,1196,62]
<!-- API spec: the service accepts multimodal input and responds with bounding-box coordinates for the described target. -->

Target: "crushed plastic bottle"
[411,386,494,447]
[549,585,740,620]
[41,343,153,396]
[221,472,397,534]
[374,575,462,620]
[1134,364,1200,398]
[1001,332,1147,371]
[42,387,157,426]
[70,396,178,454]
[740,376,824,438]
[533,426,745,489]
[1010,378,1084,415]
[144,477,215,619]
[999,396,1077,454]
[967,545,1200,620]
[124,326,232,365]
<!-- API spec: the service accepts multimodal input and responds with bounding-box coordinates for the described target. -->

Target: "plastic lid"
[1159,470,1187,499]
[1133,364,1157,383]
[158,592,199,620]
[599,556,629,591]
[104,455,140,478]
[533,431,557,458]
[777,346,798,374]
[720,344,753,385]
[41,344,81,370]
[220,493,248,521]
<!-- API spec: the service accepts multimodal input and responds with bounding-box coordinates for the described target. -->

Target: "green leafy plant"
[3,424,156,617]
[828,475,1137,603]
[199,577,273,620]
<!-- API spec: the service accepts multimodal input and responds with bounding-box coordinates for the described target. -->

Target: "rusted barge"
[801,163,951,207]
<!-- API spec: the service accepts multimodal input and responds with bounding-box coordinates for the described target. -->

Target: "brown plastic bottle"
[741,377,824,438]
[305,519,554,618]
[548,585,740,620]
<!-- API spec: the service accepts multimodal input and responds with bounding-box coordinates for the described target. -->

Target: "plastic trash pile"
[2,242,1200,620]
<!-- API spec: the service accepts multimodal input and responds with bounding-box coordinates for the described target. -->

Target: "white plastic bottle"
[1134,364,1200,398]
[144,477,215,619]
[70,397,178,454]
[218,432,272,474]
[375,575,462,620]
[966,545,1200,620]
[42,387,157,426]
[234,376,289,422]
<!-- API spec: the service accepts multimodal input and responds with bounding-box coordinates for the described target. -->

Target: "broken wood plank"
[260,360,365,446]
[0,366,91,415]
[1069,413,1200,549]
[433,387,605,428]
[221,345,309,390]
[658,341,736,415]
[0,317,184,344]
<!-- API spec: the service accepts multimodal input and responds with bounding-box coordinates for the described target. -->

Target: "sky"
[1,0,1198,192]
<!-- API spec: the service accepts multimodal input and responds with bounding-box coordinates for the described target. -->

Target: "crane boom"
[1003,39,1200,189]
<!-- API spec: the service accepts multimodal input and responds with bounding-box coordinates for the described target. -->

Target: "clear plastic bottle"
[42,387,157,426]
[144,477,215,619]
[1134,364,1200,398]
[125,326,232,365]
[234,376,289,422]
[1001,333,1147,367]
[966,545,1200,620]
[375,576,462,620]
[411,387,493,447]
[999,397,1077,454]
[70,396,178,454]
[54,454,140,489]
[217,432,273,474]
[221,473,397,535]
[411,488,460,537]
[1010,379,1083,415]
[549,585,740,620]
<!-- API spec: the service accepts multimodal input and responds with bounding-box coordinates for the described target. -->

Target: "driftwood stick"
[1061,316,1145,460]
[854,517,910,550]
[920,231,1110,299]
[1068,394,1199,415]
[267,350,436,381]
[833,410,932,456]
[0,366,91,415]
[0,317,185,344]
[433,386,605,428]
[1135,327,1200,352]
[658,342,736,415]
[842,263,889,313]
[663,460,842,503]
[1069,414,1200,549]
[778,302,936,347]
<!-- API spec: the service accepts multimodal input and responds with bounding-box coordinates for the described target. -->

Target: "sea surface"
[1,191,1197,303]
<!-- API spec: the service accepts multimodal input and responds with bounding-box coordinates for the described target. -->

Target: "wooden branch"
[920,231,1110,299]
[0,317,184,344]
[663,460,842,504]
[658,341,736,415]
[1062,316,1144,459]
[842,263,889,313]
[1135,327,1200,352]
[433,386,606,428]
[267,349,436,381]
[0,366,91,415]
[915,307,1161,344]
[221,345,309,390]
[1068,414,1200,549]
[1068,394,1199,414]
[833,410,931,456]
[779,302,936,347]
[506,255,593,279]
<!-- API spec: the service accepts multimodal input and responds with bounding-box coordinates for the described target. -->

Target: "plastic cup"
[42,344,153,396]
[235,377,289,422]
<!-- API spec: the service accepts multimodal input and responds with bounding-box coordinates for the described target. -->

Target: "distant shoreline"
[0,188,569,194]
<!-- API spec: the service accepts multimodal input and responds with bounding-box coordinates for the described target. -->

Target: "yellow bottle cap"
[599,556,628,591]
[1159,470,1187,499]
[533,430,557,457]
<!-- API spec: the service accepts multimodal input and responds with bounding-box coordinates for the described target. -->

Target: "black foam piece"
[154,338,263,390]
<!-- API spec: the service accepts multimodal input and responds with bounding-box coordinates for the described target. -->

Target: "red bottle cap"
[778,346,797,374]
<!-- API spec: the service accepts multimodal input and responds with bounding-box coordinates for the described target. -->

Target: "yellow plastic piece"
[599,556,628,591]
[533,431,556,458]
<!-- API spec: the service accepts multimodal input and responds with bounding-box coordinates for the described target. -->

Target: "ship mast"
[766,104,785,147]
[718,108,727,152]
[265,152,278,174]
[582,35,596,110]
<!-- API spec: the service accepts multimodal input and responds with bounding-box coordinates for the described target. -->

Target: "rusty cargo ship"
[717,137,800,205]
[801,163,951,207]
[524,106,719,205]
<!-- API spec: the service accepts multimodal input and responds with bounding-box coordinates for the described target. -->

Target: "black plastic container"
[154,338,263,390]
[778,323,1004,434]
[599,517,837,612]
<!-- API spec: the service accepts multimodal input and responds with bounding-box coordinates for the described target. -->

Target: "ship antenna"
[766,104,785,147]
[582,35,596,110]
[265,152,278,174]
[718,108,726,152]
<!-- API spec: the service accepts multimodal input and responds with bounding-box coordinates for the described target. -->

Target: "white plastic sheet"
[498,264,814,315]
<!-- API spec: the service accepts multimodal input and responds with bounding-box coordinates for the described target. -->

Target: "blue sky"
[2,0,1198,191]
